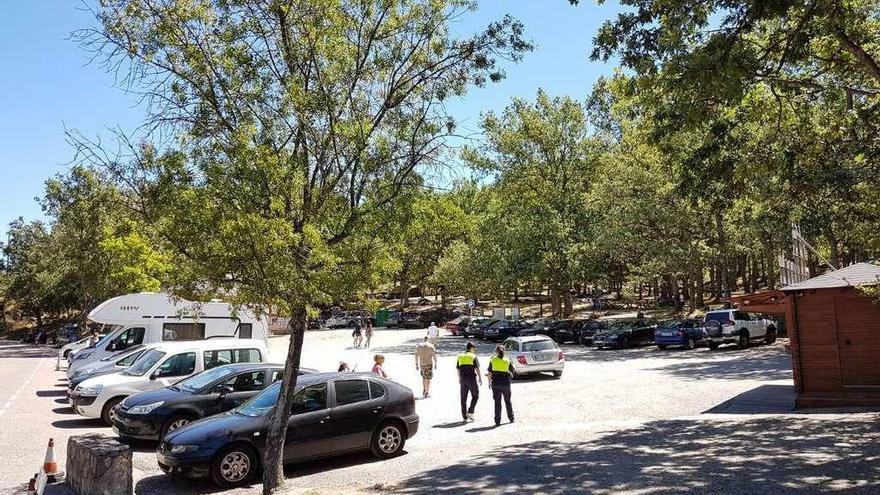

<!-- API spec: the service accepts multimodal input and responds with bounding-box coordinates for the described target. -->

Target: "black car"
[113,363,317,441]
[547,319,583,344]
[515,319,551,337]
[466,318,498,339]
[157,372,419,488]
[593,319,658,349]
[576,320,608,345]
[483,320,528,341]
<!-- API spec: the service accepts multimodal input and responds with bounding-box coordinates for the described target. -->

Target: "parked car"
[325,311,372,329]
[502,336,564,378]
[398,312,423,329]
[383,311,402,328]
[515,319,550,337]
[58,334,106,361]
[703,309,777,350]
[113,363,318,440]
[593,319,657,349]
[654,319,713,350]
[547,319,582,344]
[67,345,152,397]
[157,372,419,488]
[483,320,529,341]
[444,317,470,336]
[465,318,498,339]
[576,320,608,345]
[70,339,268,425]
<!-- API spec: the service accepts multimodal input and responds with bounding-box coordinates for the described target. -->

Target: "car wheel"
[348,321,356,328]
[552,370,562,378]
[619,337,629,349]
[738,331,750,349]
[161,415,193,440]
[657,344,667,350]
[686,338,696,350]
[210,444,258,488]
[62,349,70,358]
[102,397,125,426]
[764,327,777,345]
[371,421,406,459]
[708,341,720,351]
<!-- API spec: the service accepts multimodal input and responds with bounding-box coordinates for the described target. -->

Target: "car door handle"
[370,407,383,414]
[319,415,331,424]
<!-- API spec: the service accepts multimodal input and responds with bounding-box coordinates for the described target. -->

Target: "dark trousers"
[460,379,479,419]
[492,383,514,424]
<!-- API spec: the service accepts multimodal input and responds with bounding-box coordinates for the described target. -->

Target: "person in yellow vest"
[456,342,482,421]
[487,345,515,426]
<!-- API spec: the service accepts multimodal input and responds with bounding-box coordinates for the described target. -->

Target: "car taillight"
[558,351,564,361]
[678,329,685,337]
[517,356,527,365]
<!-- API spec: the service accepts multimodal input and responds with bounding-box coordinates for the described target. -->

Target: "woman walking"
[364,319,374,348]
[488,345,514,427]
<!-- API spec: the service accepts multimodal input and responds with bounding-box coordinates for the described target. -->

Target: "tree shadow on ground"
[0,343,58,359]
[649,346,792,381]
[392,415,880,494]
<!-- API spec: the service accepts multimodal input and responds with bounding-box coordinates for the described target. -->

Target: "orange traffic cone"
[42,438,59,482]
[26,473,37,494]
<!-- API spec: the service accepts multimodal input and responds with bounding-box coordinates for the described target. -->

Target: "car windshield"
[123,349,166,376]
[236,381,281,417]
[177,366,239,393]
[522,339,557,352]
[101,346,142,362]
[659,320,683,328]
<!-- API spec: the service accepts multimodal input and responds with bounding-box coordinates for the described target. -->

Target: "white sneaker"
[466,412,474,421]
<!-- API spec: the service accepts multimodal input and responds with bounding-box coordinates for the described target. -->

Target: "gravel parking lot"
[2,328,879,494]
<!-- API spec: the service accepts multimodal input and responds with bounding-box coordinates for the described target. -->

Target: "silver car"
[502,335,565,379]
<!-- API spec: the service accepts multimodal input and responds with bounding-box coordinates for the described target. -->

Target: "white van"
[70,338,269,425]
[67,293,269,377]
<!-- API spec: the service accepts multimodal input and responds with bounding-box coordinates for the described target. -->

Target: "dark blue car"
[654,319,712,350]
[157,372,418,488]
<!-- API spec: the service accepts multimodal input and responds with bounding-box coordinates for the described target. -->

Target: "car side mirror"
[149,372,157,380]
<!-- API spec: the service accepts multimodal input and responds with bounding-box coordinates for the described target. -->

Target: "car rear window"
[369,380,386,399]
[334,379,371,406]
[522,340,558,352]
[705,312,731,323]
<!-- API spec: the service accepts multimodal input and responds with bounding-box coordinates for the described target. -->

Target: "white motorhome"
[67,293,268,377]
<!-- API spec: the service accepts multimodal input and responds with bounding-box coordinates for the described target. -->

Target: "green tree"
[76,1,530,491]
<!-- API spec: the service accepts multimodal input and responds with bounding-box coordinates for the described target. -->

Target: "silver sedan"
[502,335,565,379]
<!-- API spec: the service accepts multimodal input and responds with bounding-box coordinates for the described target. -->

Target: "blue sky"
[0,1,621,230]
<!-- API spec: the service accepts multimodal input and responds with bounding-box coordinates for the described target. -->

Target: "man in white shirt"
[414,336,438,398]
[426,322,440,346]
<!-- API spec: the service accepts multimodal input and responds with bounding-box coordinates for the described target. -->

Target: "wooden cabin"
[738,262,880,408]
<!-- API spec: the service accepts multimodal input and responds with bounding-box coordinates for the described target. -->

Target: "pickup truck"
[704,309,777,350]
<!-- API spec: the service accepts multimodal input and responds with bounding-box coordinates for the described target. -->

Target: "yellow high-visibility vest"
[457,352,477,366]
[490,356,510,372]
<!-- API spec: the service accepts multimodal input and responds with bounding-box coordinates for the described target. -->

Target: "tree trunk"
[550,287,562,317]
[563,288,573,316]
[399,277,409,308]
[263,306,307,494]
[714,211,728,299]
[695,260,705,308]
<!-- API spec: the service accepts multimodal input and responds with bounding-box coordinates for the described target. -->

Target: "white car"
[69,339,268,425]
[58,335,104,361]
[325,311,372,329]
[704,309,778,349]
[501,335,565,379]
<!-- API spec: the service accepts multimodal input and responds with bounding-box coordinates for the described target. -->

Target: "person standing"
[372,354,389,379]
[364,319,374,348]
[488,345,515,426]
[456,342,481,421]
[352,320,363,348]
[427,321,440,347]
[414,336,437,398]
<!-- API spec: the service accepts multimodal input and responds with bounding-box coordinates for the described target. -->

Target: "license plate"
[661,331,675,336]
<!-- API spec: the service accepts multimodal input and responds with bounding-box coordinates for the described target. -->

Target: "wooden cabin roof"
[781,262,880,292]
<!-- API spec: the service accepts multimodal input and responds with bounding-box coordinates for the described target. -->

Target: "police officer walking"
[456,342,481,421]
[488,344,515,426]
